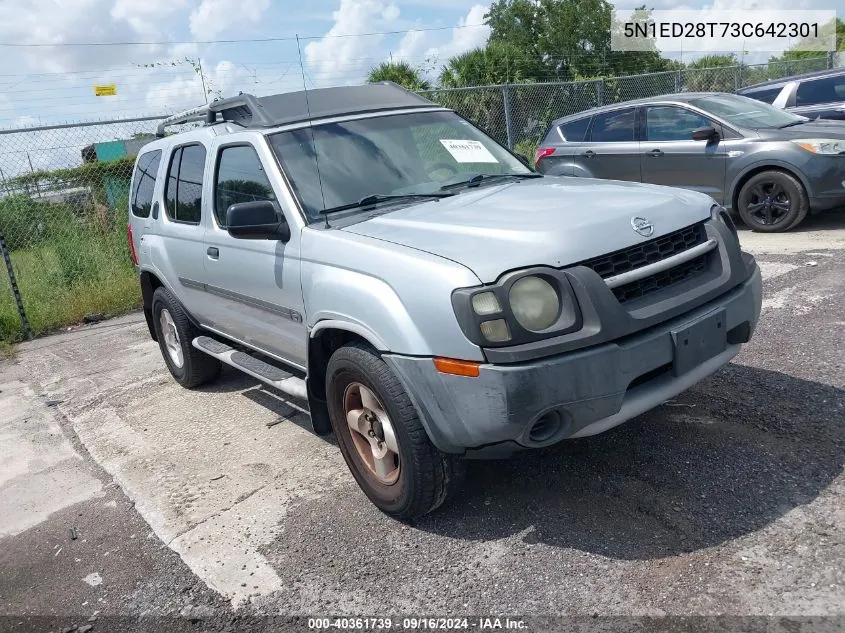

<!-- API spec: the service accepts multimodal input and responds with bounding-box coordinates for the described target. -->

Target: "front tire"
[737,170,808,232]
[151,287,221,388]
[326,342,462,520]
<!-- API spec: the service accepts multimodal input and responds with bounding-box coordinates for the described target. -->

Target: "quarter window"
[645,106,712,142]
[164,144,206,224]
[130,150,161,218]
[560,117,590,142]
[743,87,783,105]
[588,108,636,142]
[214,145,276,228]
[796,75,845,107]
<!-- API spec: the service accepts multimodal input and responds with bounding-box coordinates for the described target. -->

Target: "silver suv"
[128,83,762,519]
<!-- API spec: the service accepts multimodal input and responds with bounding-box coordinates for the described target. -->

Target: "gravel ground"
[1,212,843,632]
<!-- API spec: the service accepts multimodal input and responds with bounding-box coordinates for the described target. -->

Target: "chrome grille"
[580,222,710,304]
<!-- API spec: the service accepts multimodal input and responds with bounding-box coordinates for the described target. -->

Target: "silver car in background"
[535,92,845,232]
[737,67,845,122]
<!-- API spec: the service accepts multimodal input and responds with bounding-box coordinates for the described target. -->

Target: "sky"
[0,0,839,175]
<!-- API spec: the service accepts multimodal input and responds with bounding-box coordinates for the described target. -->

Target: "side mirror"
[691,126,720,142]
[226,200,291,242]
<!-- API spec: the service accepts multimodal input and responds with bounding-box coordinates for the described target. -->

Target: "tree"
[367,61,431,91]
[484,0,673,81]
[438,42,542,87]
[683,54,741,92]
[769,18,844,62]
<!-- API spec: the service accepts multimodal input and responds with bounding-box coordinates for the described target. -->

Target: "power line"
[0,23,488,48]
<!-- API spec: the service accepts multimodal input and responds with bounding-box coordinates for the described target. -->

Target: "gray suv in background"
[535,92,845,232]
[738,67,845,122]
[129,84,761,519]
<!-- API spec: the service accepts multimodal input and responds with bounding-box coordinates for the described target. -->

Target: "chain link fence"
[0,117,169,341]
[0,54,839,342]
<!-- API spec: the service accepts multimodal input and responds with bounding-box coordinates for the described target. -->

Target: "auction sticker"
[439,139,498,163]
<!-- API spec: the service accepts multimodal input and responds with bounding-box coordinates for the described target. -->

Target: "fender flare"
[309,318,390,352]
[728,160,812,207]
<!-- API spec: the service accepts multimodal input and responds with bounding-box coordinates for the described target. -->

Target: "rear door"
[570,107,640,182]
[639,105,729,204]
[128,149,162,261]
[154,142,209,317]
[200,135,307,367]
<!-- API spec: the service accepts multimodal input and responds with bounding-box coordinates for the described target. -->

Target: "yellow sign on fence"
[94,84,117,97]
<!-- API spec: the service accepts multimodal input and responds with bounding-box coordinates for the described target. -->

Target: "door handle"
[151,201,160,220]
[207,247,219,259]
[580,150,595,159]
[646,149,664,157]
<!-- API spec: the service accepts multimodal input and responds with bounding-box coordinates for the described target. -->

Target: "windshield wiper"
[320,192,455,216]
[778,120,807,129]
[440,172,543,191]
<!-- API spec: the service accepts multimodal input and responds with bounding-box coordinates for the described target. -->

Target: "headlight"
[509,276,560,331]
[452,270,583,347]
[791,139,845,155]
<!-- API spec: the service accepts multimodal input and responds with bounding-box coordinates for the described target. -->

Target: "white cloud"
[111,0,192,38]
[189,0,271,39]
[424,4,490,64]
[145,59,254,111]
[304,0,402,86]
[395,29,428,61]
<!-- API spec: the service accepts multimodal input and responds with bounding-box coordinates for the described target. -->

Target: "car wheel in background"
[151,287,221,388]
[326,341,462,520]
[737,170,809,232]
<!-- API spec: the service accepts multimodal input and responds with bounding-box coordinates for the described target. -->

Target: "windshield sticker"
[439,139,498,163]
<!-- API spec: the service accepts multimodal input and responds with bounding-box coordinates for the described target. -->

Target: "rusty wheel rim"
[343,382,400,485]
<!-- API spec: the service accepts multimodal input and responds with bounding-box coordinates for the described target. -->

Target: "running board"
[192,336,308,401]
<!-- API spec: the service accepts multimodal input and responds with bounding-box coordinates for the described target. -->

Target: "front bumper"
[805,155,845,212]
[385,262,762,457]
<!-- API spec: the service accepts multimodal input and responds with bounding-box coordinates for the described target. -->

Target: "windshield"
[267,110,531,221]
[689,93,808,129]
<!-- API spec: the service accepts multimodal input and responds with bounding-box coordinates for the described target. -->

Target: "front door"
[639,105,728,204]
[201,136,307,368]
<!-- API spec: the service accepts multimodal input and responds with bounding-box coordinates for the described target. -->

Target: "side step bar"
[192,336,308,401]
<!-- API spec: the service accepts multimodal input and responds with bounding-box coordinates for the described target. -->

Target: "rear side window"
[743,87,782,105]
[130,150,161,218]
[165,144,206,224]
[560,117,590,142]
[588,108,635,142]
[214,145,276,228]
[796,75,845,106]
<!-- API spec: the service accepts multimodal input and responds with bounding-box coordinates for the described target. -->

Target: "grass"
[0,234,141,343]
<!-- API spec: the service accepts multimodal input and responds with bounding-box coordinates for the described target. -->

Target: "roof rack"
[155,93,269,137]
[155,83,437,138]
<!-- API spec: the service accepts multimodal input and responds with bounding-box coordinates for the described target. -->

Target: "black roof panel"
[219,83,438,128]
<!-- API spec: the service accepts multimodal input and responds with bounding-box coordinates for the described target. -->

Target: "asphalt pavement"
[1,211,844,632]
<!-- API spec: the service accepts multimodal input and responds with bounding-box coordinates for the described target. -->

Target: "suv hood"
[756,119,845,140]
[342,177,713,283]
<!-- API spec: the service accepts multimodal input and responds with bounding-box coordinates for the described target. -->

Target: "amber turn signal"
[433,357,481,377]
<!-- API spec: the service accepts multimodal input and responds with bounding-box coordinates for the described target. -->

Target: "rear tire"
[737,170,808,232]
[326,342,462,520]
[151,287,221,388]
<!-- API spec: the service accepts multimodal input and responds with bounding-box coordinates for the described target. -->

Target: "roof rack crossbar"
[155,93,267,137]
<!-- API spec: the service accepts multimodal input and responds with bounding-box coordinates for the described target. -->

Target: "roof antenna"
[296,34,329,229]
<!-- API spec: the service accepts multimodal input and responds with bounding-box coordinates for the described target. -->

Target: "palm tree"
[438,42,537,88]
[367,61,431,92]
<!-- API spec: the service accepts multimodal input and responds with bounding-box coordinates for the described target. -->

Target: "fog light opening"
[529,411,563,443]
